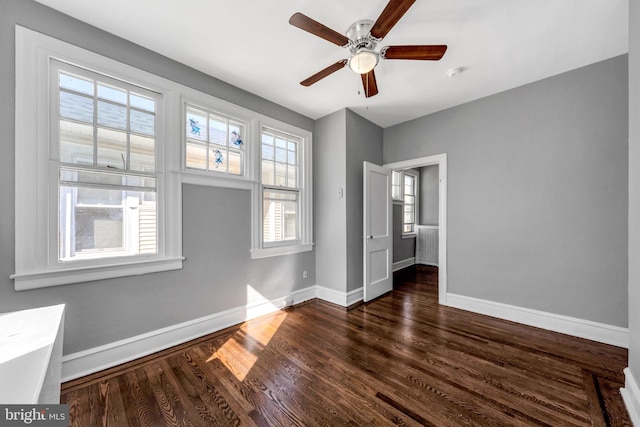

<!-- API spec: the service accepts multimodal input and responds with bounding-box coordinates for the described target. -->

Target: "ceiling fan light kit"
[349,49,379,74]
[288,0,448,98]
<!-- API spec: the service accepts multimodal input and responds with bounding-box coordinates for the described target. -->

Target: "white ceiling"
[35,0,628,128]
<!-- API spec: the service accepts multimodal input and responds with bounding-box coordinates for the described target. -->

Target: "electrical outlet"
[303,270,308,279]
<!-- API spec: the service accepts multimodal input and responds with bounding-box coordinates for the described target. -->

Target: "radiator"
[416,225,439,266]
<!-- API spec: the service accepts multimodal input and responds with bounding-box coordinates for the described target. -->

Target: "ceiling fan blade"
[361,70,379,98]
[382,45,448,60]
[300,60,348,86]
[289,13,350,47]
[370,0,416,39]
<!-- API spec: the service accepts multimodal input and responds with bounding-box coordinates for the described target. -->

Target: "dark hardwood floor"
[61,265,631,426]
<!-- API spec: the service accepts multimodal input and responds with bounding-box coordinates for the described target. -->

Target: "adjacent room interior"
[1,0,640,425]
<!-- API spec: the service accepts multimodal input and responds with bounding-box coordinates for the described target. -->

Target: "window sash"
[260,127,300,190]
[58,181,158,261]
[262,187,300,246]
[53,60,160,175]
[403,173,417,235]
[184,103,247,176]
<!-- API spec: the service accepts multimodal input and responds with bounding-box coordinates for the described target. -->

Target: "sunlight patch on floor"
[206,285,288,381]
[207,336,258,381]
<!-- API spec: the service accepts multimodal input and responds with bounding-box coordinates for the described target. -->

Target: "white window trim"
[401,169,419,238]
[13,26,314,288]
[12,26,183,290]
[251,119,313,259]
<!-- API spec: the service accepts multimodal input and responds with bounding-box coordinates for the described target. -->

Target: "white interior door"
[363,161,393,302]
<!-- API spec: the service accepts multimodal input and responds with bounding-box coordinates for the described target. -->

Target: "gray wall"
[393,203,416,263]
[314,110,347,292]
[314,109,382,293]
[629,0,640,379]
[0,0,315,355]
[419,165,439,225]
[345,110,383,292]
[384,55,629,327]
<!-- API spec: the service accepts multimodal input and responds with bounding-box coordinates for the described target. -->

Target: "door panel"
[363,162,393,302]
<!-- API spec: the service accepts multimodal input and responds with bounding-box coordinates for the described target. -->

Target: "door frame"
[383,153,448,305]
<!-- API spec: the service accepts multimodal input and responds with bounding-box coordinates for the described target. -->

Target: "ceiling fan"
[289,0,447,98]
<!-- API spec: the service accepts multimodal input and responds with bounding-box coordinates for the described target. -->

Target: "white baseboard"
[346,287,364,306]
[61,286,316,382]
[65,286,628,383]
[622,367,640,426]
[315,285,363,307]
[315,285,346,306]
[393,257,415,272]
[416,261,438,267]
[446,293,629,348]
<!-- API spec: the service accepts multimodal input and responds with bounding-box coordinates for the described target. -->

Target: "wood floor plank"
[157,358,208,427]
[188,347,260,426]
[582,369,608,427]
[103,377,131,426]
[140,364,181,427]
[61,265,630,426]
[118,371,159,427]
[598,376,634,426]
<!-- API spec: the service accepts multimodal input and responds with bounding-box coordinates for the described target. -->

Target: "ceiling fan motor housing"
[346,19,379,52]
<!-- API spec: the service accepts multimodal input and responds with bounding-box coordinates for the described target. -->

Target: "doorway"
[383,154,447,305]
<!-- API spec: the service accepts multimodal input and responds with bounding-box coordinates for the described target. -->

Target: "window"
[392,169,419,236]
[185,104,246,176]
[392,170,402,200]
[261,128,301,245]
[13,26,183,290]
[252,123,313,258]
[403,172,417,234]
[56,62,159,261]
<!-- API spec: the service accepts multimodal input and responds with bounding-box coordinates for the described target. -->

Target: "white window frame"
[12,26,183,290]
[251,119,313,259]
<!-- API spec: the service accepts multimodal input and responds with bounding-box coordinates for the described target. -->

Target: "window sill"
[251,243,314,259]
[11,257,184,291]
[401,233,417,239]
